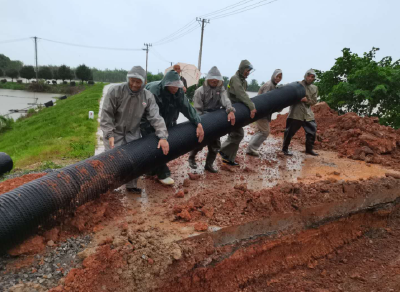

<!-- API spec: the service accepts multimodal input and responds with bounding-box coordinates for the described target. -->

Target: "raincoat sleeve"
[193,88,204,114]
[220,87,235,113]
[305,86,318,106]
[180,95,202,125]
[145,93,168,140]
[231,77,255,111]
[100,87,117,139]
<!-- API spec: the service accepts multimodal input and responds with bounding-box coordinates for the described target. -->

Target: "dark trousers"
[220,127,245,161]
[282,118,317,151]
[189,138,221,165]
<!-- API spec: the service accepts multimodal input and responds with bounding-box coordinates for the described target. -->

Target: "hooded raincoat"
[141,70,201,180]
[227,60,255,111]
[101,66,168,142]
[193,66,235,114]
[100,66,168,187]
[287,69,318,121]
[190,66,235,167]
[141,70,201,134]
[246,69,283,153]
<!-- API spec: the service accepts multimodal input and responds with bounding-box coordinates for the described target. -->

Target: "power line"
[149,47,172,64]
[153,24,200,46]
[210,0,278,20]
[39,37,142,51]
[199,0,256,18]
[0,37,30,44]
[152,19,197,45]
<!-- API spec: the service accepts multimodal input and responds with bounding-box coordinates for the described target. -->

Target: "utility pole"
[33,36,38,81]
[143,43,152,83]
[196,18,210,74]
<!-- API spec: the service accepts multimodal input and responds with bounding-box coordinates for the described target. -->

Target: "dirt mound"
[0,173,47,195]
[270,102,400,169]
[172,177,400,227]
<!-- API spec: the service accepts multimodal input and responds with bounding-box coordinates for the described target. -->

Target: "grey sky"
[1,0,399,84]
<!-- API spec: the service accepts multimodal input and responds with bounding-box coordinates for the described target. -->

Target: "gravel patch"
[0,235,92,292]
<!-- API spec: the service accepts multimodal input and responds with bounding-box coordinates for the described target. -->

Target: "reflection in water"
[0,89,64,119]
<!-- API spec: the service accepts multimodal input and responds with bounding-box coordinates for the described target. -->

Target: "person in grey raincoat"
[189,66,236,173]
[141,70,204,185]
[219,60,257,166]
[100,66,169,193]
[282,69,319,156]
[246,69,283,156]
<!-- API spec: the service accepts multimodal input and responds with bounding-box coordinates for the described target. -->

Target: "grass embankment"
[0,83,105,168]
[0,82,86,94]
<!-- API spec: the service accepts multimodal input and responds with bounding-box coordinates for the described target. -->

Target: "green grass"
[0,81,87,94]
[0,83,105,168]
[0,82,27,90]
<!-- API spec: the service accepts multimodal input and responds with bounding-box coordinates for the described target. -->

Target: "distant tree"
[38,66,53,80]
[0,54,11,70]
[5,68,19,82]
[19,65,36,82]
[57,65,73,82]
[316,47,400,129]
[247,79,260,92]
[146,71,164,83]
[223,76,229,88]
[48,65,59,80]
[75,64,92,83]
[7,60,23,71]
[0,68,3,77]
[186,77,205,102]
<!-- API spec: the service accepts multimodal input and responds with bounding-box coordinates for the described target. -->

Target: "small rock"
[175,190,185,198]
[47,240,54,247]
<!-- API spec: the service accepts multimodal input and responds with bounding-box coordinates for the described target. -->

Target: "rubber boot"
[205,152,218,173]
[188,152,198,169]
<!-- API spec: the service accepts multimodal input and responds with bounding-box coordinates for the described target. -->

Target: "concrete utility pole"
[33,36,38,81]
[196,18,210,74]
[143,43,152,83]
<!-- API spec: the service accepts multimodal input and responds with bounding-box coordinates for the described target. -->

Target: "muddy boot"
[282,148,293,156]
[188,154,198,169]
[306,149,319,156]
[205,152,218,173]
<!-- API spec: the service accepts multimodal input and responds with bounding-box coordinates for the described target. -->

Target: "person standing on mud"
[189,66,236,173]
[141,70,205,185]
[219,60,257,166]
[246,69,283,157]
[282,69,319,156]
[101,66,170,194]
[173,64,188,93]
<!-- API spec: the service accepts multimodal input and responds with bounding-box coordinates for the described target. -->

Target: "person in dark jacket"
[141,70,204,185]
[219,60,257,166]
[282,69,319,156]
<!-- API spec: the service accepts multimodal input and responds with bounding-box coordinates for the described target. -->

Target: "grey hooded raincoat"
[193,66,235,114]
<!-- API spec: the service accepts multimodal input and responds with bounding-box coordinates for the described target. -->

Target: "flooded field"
[0,89,64,119]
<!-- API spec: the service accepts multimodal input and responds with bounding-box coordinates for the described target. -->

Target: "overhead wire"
[38,37,142,51]
[199,0,256,18]
[150,47,172,64]
[152,19,197,45]
[0,37,31,44]
[209,0,278,20]
[153,24,200,46]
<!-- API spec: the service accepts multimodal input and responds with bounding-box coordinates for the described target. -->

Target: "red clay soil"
[270,102,400,169]
[0,173,47,195]
[171,176,400,227]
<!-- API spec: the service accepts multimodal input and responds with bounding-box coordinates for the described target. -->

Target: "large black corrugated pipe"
[0,82,305,252]
[0,152,13,176]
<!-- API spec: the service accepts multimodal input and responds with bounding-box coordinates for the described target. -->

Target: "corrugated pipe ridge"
[0,82,305,252]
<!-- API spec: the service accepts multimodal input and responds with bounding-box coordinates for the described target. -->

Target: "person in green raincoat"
[141,70,204,185]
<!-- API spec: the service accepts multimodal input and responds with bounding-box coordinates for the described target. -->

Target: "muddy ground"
[1,104,400,292]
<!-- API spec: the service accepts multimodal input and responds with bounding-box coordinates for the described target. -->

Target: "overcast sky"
[1,0,399,84]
